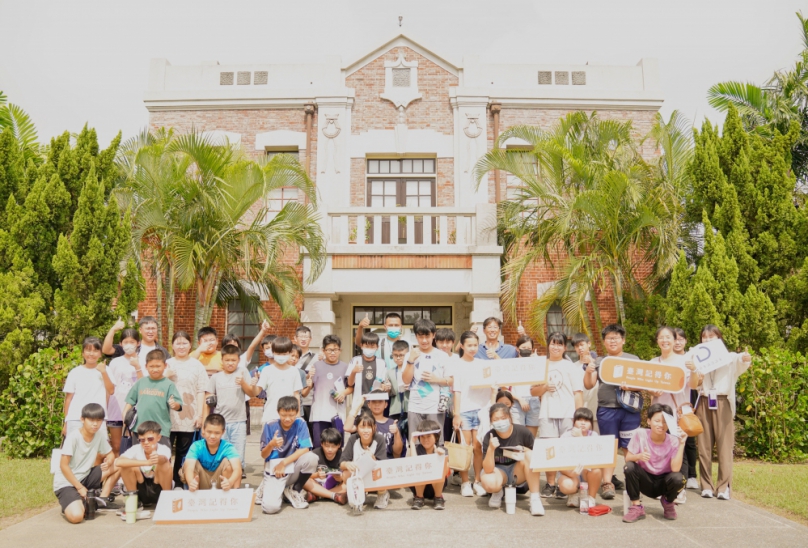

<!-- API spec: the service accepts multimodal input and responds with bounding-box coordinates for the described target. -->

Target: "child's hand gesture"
[486,347,497,360]
[96,361,107,374]
[128,355,140,369]
[308,365,316,379]
[344,462,358,473]
[149,451,159,466]
[585,361,596,374]
[261,320,271,334]
[219,475,232,491]
[112,318,126,332]
[517,320,525,336]
[271,430,283,449]
[382,380,391,392]
[306,376,313,389]
[235,373,243,386]
[353,361,363,374]
[685,359,696,372]
[742,351,752,363]
[490,436,500,449]
[358,314,371,330]
[168,395,180,410]
[408,347,420,363]
[436,447,446,457]
[389,420,399,436]
[188,474,200,492]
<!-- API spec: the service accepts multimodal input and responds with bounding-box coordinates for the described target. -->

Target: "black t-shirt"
[340,432,387,462]
[313,447,342,470]
[360,357,377,394]
[481,424,535,465]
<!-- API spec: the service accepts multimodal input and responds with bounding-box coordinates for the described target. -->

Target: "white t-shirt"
[53,428,112,492]
[166,357,208,432]
[452,359,491,413]
[107,356,139,422]
[407,349,447,414]
[256,364,303,423]
[63,366,108,422]
[539,359,584,420]
[121,442,172,478]
[138,343,158,373]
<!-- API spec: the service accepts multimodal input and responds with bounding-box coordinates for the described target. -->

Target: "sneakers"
[601,482,616,500]
[374,490,390,509]
[411,496,425,510]
[661,496,677,520]
[460,482,474,497]
[717,488,731,500]
[611,476,625,491]
[333,492,348,505]
[450,472,463,486]
[434,496,446,510]
[566,493,579,508]
[473,482,487,497]
[530,493,545,516]
[675,490,686,505]
[686,477,700,490]
[701,489,714,498]
[554,487,567,499]
[283,487,309,509]
[540,483,555,498]
[622,504,646,523]
[254,482,264,505]
[489,489,504,508]
[305,491,318,504]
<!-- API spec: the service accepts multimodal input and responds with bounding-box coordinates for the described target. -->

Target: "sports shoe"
[675,490,686,504]
[661,496,677,520]
[489,489,504,508]
[717,488,730,500]
[284,487,309,509]
[473,482,487,497]
[334,492,348,505]
[434,496,446,510]
[411,496,425,510]
[622,504,646,523]
[601,482,616,500]
[460,482,474,497]
[554,486,567,499]
[701,489,714,498]
[305,491,318,504]
[611,476,625,491]
[374,490,390,509]
[254,482,264,505]
[566,493,579,508]
[540,483,555,498]
[450,472,462,486]
[686,477,700,490]
[530,493,545,516]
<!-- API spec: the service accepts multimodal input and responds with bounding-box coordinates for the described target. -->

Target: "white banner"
[363,454,447,492]
[688,339,733,375]
[153,488,255,524]
[529,435,618,472]
[469,356,548,389]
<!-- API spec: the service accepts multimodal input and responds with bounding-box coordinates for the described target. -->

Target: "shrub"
[735,348,808,462]
[0,346,80,458]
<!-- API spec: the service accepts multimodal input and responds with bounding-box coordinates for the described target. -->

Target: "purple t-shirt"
[309,360,350,422]
[627,428,680,475]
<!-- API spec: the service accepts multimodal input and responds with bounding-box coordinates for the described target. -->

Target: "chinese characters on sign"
[153,488,255,524]
[363,454,448,492]
[530,435,618,472]
[598,357,686,393]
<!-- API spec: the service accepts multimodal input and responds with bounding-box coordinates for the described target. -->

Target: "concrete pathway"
[2,430,806,548]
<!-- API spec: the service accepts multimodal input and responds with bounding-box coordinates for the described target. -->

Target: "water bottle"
[125,490,138,524]
[579,482,589,515]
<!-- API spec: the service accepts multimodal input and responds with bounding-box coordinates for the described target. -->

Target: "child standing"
[308,335,350,447]
[62,337,114,439]
[114,420,172,508]
[572,332,600,433]
[347,332,387,400]
[194,326,222,375]
[123,350,183,447]
[388,340,410,423]
[255,337,304,425]
[107,329,142,456]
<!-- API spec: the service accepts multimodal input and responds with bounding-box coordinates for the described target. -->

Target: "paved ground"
[2,429,806,548]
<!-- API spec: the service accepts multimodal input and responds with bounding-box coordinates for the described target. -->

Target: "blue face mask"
[387,328,401,339]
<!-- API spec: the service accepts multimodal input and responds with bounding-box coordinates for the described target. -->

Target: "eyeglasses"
[323,348,340,354]
[139,436,156,443]
[604,337,623,342]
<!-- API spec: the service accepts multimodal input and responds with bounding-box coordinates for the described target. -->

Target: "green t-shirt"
[125,376,182,437]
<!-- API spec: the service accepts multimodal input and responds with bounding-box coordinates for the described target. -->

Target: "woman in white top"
[649,326,699,504]
[106,328,143,456]
[694,325,751,500]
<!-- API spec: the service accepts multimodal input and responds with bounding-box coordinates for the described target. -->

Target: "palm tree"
[474,111,686,342]
[0,90,41,165]
[115,129,326,338]
[707,11,808,182]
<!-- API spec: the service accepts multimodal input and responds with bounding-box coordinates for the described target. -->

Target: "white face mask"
[274,355,290,365]
[362,347,377,358]
[264,349,273,359]
[122,344,137,355]
[492,419,511,433]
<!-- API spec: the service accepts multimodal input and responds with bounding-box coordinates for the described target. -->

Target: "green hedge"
[0,346,80,458]
[735,348,808,463]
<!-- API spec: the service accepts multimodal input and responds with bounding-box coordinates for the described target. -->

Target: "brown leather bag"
[678,403,704,437]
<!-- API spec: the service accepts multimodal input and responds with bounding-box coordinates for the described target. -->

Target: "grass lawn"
[0,454,54,527]
[720,460,808,525]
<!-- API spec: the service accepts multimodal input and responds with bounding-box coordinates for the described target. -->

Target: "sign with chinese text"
[599,357,686,393]
[688,339,733,375]
[363,454,448,492]
[530,435,618,472]
[153,488,255,524]
[469,357,548,389]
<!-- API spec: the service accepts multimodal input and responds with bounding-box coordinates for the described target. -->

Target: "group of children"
[54,312,750,524]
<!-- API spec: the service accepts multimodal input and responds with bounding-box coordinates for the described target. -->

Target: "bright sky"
[1,0,805,146]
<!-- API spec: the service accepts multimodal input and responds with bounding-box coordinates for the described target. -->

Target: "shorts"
[597,407,641,449]
[538,417,573,438]
[107,421,123,428]
[494,462,517,485]
[460,410,481,431]
[54,465,103,512]
[511,397,541,427]
[137,477,163,506]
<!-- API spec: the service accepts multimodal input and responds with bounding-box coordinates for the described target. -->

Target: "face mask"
[274,354,290,365]
[386,328,401,339]
[264,349,273,359]
[519,348,532,357]
[362,347,377,358]
[492,419,511,433]
[122,344,137,355]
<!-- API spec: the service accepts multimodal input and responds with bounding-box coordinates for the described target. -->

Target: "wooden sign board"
[469,356,548,389]
[688,339,733,375]
[599,356,686,393]
[153,488,255,524]
[530,435,618,472]
[363,454,448,492]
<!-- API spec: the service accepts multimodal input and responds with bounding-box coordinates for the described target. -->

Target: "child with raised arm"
[53,403,119,524]
[115,421,172,509]
[556,407,603,510]
[258,396,318,514]
[302,428,348,505]
[183,413,242,491]
[62,337,114,439]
